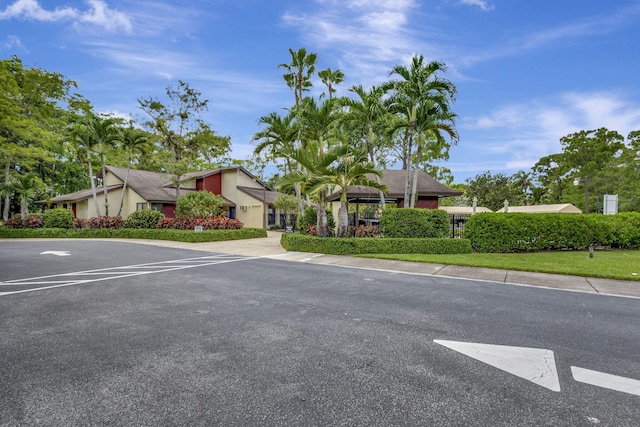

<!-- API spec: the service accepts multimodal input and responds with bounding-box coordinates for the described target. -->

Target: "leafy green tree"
[559,128,624,213]
[138,80,231,199]
[175,191,224,218]
[465,171,518,211]
[0,56,75,220]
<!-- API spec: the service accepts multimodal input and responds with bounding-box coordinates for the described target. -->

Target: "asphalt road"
[1,241,639,426]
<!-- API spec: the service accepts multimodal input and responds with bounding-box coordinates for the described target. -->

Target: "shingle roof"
[48,184,122,203]
[326,170,462,202]
[104,166,181,203]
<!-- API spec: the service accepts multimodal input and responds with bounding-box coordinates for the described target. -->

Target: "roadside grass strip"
[0,254,255,296]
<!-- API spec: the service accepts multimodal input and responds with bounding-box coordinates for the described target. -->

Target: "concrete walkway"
[118,231,640,299]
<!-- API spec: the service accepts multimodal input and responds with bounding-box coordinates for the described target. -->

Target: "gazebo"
[326,170,462,226]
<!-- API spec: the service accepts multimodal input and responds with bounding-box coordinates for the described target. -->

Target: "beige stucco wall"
[221,169,266,229]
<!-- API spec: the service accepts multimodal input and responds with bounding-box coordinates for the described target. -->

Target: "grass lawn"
[356,250,640,281]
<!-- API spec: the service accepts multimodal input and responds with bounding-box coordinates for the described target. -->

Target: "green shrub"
[124,209,165,229]
[465,212,640,252]
[43,208,75,229]
[280,233,472,255]
[175,191,223,218]
[380,208,449,238]
[297,206,335,234]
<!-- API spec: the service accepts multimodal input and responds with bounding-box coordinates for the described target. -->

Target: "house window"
[136,202,148,211]
[150,203,163,212]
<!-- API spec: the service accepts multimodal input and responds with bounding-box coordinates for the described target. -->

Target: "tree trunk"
[101,158,109,217]
[116,164,130,217]
[316,201,329,237]
[3,161,10,221]
[403,126,414,208]
[20,199,28,220]
[410,146,422,209]
[88,156,101,217]
[337,198,349,238]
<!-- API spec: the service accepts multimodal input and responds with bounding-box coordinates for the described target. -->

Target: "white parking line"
[0,255,257,296]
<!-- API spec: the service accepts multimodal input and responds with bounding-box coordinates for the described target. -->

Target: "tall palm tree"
[85,114,119,216]
[11,173,44,219]
[341,84,389,208]
[384,55,457,208]
[116,125,148,216]
[252,110,303,212]
[72,130,101,217]
[318,68,344,100]
[279,48,318,108]
[407,99,458,208]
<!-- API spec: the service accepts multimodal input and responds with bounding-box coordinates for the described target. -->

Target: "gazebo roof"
[326,170,461,202]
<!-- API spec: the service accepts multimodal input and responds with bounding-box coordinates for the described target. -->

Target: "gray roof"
[326,170,462,202]
[48,184,122,203]
[105,166,182,203]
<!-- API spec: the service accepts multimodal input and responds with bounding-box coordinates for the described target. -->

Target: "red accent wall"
[196,179,203,191]
[397,197,439,209]
[163,205,176,218]
[203,174,222,195]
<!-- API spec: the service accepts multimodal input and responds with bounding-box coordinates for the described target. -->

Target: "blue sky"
[2,0,640,183]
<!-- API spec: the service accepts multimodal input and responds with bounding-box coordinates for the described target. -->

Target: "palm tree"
[85,114,119,216]
[341,84,390,208]
[252,110,303,212]
[72,129,101,217]
[282,141,387,237]
[407,99,458,208]
[279,48,318,108]
[11,173,44,219]
[384,56,457,208]
[318,68,344,100]
[116,125,148,216]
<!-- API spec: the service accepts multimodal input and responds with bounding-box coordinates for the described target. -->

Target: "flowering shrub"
[157,216,243,230]
[305,224,317,236]
[350,225,380,238]
[74,218,88,229]
[3,216,44,229]
[86,216,125,229]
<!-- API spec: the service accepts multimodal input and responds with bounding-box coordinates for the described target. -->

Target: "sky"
[2,0,640,183]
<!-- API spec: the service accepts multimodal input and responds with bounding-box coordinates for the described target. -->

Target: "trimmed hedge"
[0,227,267,242]
[280,233,472,255]
[465,212,640,252]
[380,208,449,238]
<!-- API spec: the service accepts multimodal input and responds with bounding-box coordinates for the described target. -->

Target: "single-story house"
[496,203,582,214]
[47,165,283,229]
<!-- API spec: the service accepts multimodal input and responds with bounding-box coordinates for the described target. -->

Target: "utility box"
[603,194,618,215]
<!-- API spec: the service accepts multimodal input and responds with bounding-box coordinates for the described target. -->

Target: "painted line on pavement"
[0,255,257,297]
[571,366,640,396]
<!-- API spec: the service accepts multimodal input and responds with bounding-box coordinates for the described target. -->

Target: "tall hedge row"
[380,208,449,238]
[465,212,640,252]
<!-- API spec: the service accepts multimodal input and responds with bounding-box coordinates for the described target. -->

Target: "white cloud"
[0,0,132,33]
[459,0,494,11]
[1,35,27,52]
[456,91,640,177]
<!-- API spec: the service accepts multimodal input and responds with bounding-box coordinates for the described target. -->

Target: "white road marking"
[571,366,640,396]
[0,255,257,296]
[40,251,71,256]
[434,339,561,392]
